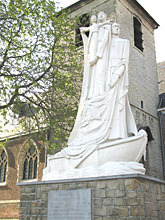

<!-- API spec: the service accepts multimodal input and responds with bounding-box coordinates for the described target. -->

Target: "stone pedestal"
[17,174,165,219]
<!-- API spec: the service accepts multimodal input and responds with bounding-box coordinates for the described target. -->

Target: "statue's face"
[112,23,120,36]
[98,11,107,22]
[91,15,97,24]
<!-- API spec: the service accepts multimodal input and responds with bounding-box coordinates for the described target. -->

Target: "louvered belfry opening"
[133,17,143,52]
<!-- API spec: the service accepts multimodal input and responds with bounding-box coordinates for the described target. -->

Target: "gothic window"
[133,17,143,52]
[0,150,7,183]
[75,13,90,47]
[23,145,38,180]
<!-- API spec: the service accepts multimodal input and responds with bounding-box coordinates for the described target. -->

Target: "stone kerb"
[17,174,165,219]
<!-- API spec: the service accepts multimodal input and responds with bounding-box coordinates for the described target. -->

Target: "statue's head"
[98,11,107,22]
[112,22,120,36]
[90,14,97,24]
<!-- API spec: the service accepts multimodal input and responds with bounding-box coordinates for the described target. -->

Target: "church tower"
[69,0,163,179]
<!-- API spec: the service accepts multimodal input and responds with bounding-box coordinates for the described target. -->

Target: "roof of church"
[67,0,159,29]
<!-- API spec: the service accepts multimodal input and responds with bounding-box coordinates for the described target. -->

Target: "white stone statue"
[68,21,137,147]
[42,14,147,181]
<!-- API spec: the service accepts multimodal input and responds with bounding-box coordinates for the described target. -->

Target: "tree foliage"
[0,0,83,150]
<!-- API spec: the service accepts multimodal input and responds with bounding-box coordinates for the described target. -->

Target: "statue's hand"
[110,74,120,88]
[90,56,99,66]
[80,27,87,34]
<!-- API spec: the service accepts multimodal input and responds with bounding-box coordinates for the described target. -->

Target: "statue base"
[43,161,145,180]
[18,174,165,219]
[42,130,147,181]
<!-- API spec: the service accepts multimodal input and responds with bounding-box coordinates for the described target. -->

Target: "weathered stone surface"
[150,183,158,194]
[94,189,106,198]
[158,201,165,210]
[88,181,97,188]
[94,207,107,216]
[103,198,113,206]
[114,198,124,206]
[119,207,129,217]
[130,207,145,216]
[18,176,165,219]
[94,199,103,207]
[144,193,152,201]
[94,217,102,220]
[125,198,141,206]
[106,189,115,198]
[41,193,48,202]
[109,207,119,216]
[97,181,107,189]
[126,191,138,198]
[103,218,118,220]
[58,184,69,190]
[140,182,150,193]
[125,179,139,191]
[106,180,119,190]
[115,189,126,198]
[68,183,78,190]
[77,182,88,189]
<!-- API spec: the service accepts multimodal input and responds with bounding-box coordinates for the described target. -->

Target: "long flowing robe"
[68,23,111,146]
[62,33,138,163]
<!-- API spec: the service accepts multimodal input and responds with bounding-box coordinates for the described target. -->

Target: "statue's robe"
[68,24,111,146]
[87,24,111,98]
[60,35,138,162]
[106,37,137,139]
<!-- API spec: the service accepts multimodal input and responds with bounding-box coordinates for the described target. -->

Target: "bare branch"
[0,88,19,109]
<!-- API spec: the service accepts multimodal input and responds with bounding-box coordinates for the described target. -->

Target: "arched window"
[0,150,7,183]
[75,13,90,47]
[23,145,38,180]
[133,17,143,52]
[17,139,39,182]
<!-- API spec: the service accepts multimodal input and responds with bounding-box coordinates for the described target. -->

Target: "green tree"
[0,0,83,150]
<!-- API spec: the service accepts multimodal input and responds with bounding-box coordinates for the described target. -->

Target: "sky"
[58,0,165,63]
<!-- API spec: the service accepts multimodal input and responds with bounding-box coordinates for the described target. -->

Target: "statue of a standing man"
[88,11,111,98]
[107,22,138,139]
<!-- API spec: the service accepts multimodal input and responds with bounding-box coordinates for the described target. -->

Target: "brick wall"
[0,134,46,219]
[0,201,20,219]
[18,174,165,219]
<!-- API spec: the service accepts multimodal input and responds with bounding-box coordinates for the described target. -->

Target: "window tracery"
[0,150,7,183]
[23,145,38,180]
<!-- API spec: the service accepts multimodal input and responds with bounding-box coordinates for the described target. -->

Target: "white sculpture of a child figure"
[80,14,112,63]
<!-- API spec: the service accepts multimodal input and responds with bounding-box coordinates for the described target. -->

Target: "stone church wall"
[116,0,163,179]
[158,61,165,94]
